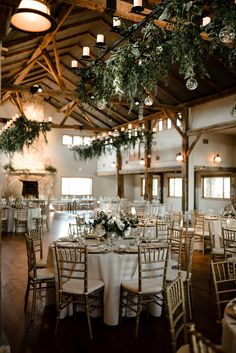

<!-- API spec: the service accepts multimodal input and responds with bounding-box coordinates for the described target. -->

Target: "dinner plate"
[225,304,236,318]
[117,246,138,253]
[87,245,108,253]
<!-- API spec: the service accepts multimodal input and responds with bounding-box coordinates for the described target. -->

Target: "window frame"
[168,177,182,198]
[201,175,231,200]
[140,176,160,197]
[61,177,93,197]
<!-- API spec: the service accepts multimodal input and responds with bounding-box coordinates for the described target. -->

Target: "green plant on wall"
[71,129,153,162]
[0,115,52,155]
[44,164,57,173]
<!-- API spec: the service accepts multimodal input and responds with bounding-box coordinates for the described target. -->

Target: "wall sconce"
[111,161,116,168]
[214,154,222,163]
[176,152,184,162]
[10,0,56,35]
[139,158,145,165]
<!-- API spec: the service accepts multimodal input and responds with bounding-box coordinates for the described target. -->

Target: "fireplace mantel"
[5,169,55,176]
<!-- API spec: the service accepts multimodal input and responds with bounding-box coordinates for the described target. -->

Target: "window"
[141,177,159,197]
[167,118,172,129]
[62,135,72,145]
[168,177,182,197]
[61,177,92,196]
[158,119,163,131]
[62,134,92,146]
[202,176,230,199]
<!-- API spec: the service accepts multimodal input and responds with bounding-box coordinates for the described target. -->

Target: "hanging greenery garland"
[71,129,153,162]
[75,1,236,112]
[0,115,52,155]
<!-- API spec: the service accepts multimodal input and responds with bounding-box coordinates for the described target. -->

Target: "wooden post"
[116,148,124,198]
[181,109,189,212]
[144,121,153,201]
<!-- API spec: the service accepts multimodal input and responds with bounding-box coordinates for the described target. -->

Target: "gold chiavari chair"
[167,235,195,321]
[165,273,187,353]
[14,208,28,234]
[24,233,55,321]
[208,221,225,262]
[27,226,47,268]
[119,243,169,339]
[54,243,104,339]
[211,259,236,323]
[222,227,236,259]
[193,215,210,254]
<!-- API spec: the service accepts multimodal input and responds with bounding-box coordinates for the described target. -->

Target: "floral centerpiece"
[220,204,236,218]
[92,211,138,238]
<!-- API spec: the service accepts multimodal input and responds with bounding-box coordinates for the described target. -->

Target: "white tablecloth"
[49,244,164,326]
[5,207,41,232]
[222,299,236,353]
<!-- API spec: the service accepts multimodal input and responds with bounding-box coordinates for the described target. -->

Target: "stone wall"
[2,171,56,199]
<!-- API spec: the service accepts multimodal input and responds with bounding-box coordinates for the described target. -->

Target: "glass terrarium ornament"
[97,99,107,110]
[144,95,153,106]
[219,26,235,44]
[186,77,198,90]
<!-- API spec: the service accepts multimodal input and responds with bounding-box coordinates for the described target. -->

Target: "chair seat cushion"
[30,266,54,280]
[121,278,163,294]
[177,344,189,353]
[166,269,191,282]
[212,248,224,255]
[62,278,104,295]
[36,258,48,268]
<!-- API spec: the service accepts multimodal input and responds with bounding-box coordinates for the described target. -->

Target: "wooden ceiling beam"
[2,83,79,100]
[1,4,74,103]
[187,120,236,136]
[42,48,66,90]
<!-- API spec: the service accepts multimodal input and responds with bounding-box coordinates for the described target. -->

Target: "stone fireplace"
[3,171,56,199]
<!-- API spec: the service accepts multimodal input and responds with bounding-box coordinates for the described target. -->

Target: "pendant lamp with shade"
[10,0,56,35]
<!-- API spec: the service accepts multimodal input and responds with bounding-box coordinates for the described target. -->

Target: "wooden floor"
[1,211,223,353]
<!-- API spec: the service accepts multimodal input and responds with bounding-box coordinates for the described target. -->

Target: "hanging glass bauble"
[113,129,120,137]
[97,99,107,110]
[144,95,153,106]
[186,77,198,90]
[219,26,235,44]
[156,46,163,54]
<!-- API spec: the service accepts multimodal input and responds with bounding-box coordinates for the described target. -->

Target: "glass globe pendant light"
[10,0,56,35]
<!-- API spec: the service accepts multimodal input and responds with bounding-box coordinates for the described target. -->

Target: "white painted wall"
[190,94,235,128]
[0,95,235,213]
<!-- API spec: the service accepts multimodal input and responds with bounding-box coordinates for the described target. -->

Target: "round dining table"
[222,299,236,353]
[48,239,164,326]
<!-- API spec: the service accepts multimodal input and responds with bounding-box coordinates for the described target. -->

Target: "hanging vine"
[0,115,52,155]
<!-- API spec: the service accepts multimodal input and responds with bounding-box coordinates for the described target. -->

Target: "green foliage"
[3,162,15,172]
[44,164,57,173]
[71,129,153,161]
[0,116,52,155]
[75,1,235,112]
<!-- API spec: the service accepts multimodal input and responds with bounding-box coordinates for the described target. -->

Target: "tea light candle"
[96,34,104,44]
[82,46,90,57]
[71,60,78,68]
[48,116,53,123]
[202,16,211,27]
[133,0,142,7]
[128,123,132,130]
[113,17,121,27]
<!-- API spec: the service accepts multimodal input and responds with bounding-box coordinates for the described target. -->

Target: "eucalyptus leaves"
[0,115,52,155]
[71,129,153,161]
[76,0,235,112]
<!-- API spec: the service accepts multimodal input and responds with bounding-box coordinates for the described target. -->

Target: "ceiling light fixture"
[30,84,43,94]
[139,158,145,165]
[214,154,222,163]
[10,0,56,35]
[131,0,144,13]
